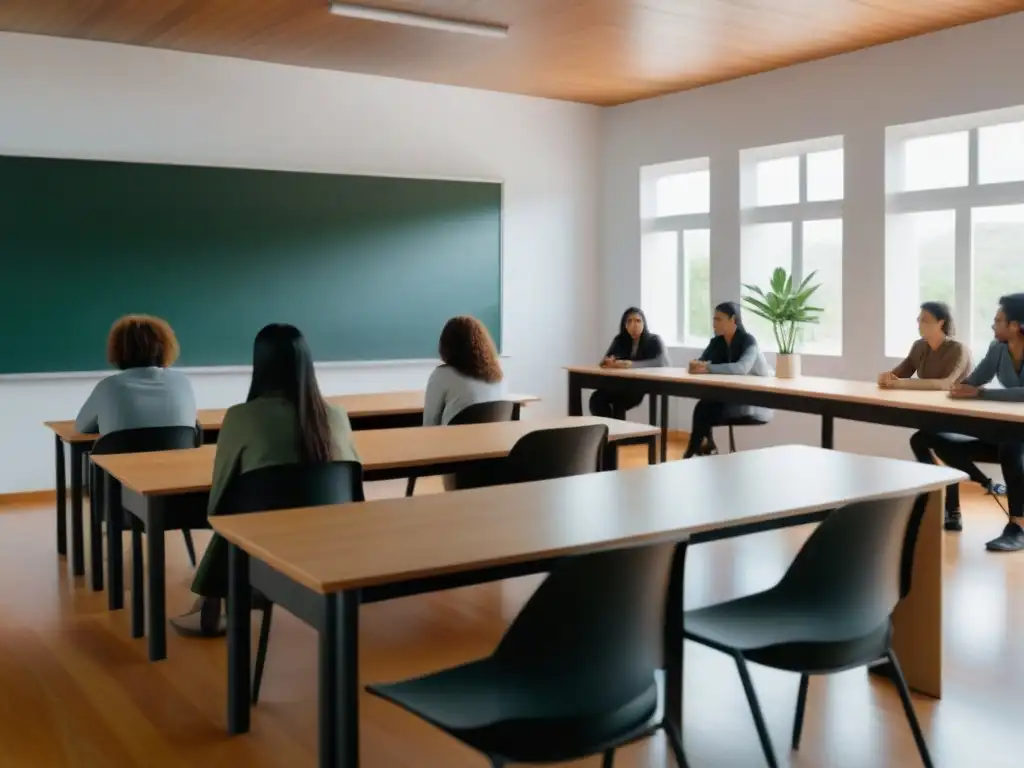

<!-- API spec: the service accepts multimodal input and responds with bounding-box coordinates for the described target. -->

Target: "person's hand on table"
[614,359,632,369]
[689,360,709,374]
[949,383,979,399]
[600,356,616,368]
[878,371,896,388]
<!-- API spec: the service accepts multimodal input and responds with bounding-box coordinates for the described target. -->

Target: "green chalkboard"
[0,155,502,374]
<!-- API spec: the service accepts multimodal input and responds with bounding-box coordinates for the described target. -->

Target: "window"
[640,158,712,347]
[885,106,1024,358]
[739,136,844,355]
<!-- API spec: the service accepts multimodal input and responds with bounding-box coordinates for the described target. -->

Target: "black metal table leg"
[131,522,145,638]
[70,444,86,576]
[660,395,669,463]
[821,414,835,449]
[146,502,167,661]
[567,374,583,417]
[320,591,360,768]
[227,543,252,735]
[646,435,657,465]
[602,442,619,471]
[106,475,124,611]
[55,435,67,557]
[89,463,105,591]
[647,396,658,464]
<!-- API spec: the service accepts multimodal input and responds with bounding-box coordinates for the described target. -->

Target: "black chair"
[682,495,934,768]
[501,423,609,484]
[368,541,690,767]
[88,425,202,592]
[215,461,364,705]
[722,415,771,454]
[407,400,519,497]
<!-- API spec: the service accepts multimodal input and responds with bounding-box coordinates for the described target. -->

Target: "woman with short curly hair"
[74,314,196,435]
[423,316,505,425]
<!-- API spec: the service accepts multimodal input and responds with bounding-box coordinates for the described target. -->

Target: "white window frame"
[639,157,711,348]
[885,105,1024,357]
[739,135,845,356]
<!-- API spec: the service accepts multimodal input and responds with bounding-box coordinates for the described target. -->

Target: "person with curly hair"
[423,316,506,426]
[74,314,196,435]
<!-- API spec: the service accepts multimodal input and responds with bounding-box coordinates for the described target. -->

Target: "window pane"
[885,210,955,357]
[682,229,712,344]
[978,121,1024,185]
[755,156,799,207]
[902,131,969,191]
[972,205,1024,357]
[655,170,710,216]
[641,231,679,343]
[801,219,843,355]
[806,148,844,202]
[741,222,793,350]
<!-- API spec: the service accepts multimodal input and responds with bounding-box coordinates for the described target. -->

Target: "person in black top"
[684,302,773,457]
[589,306,670,420]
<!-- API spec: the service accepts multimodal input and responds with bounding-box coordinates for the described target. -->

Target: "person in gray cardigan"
[74,314,196,436]
[423,316,506,426]
[684,302,772,458]
[917,293,1024,552]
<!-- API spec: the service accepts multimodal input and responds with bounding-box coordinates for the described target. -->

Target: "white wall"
[0,33,600,494]
[601,12,1024,461]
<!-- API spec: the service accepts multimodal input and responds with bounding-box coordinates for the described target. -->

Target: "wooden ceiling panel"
[1,0,1022,105]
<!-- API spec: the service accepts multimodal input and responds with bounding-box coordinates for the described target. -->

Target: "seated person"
[75,314,196,435]
[912,294,1024,552]
[589,306,670,420]
[684,302,772,458]
[172,323,359,637]
[423,316,506,426]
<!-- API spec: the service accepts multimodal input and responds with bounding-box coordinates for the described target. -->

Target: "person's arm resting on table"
[73,378,107,433]
[706,344,758,375]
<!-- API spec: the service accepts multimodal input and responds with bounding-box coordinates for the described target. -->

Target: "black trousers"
[684,400,760,458]
[589,390,645,421]
[909,431,1024,516]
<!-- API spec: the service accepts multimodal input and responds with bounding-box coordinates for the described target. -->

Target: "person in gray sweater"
[919,294,1024,552]
[423,316,506,426]
[684,302,773,458]
[74,314,197,436]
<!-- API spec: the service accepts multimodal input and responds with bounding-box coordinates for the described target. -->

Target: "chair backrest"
[448,400,517,426]
[772,494,925,633]
[91,424,201,455]
[501,424,609,485]
[492,541,678,714]
[215,460,364,515]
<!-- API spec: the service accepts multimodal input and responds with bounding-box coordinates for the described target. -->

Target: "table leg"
[821,414,835,450]
[320,591,360,768]
[874,489,943,698]
[55,435,67,557]
[70,444,86,576]
[89,464,105,592]
[567,375,583,417]
[660,395,669,464]
[106,475,124,611]
[647,434,657,466]
[602,442,619,471]
[227,544,252,735]
[131,522,145,638]
[146,502,167,661]
[512,403,522,421]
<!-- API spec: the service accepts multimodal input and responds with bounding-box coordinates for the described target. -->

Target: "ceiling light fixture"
[329,2,509,39]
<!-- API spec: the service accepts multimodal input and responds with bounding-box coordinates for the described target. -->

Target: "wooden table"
[44,390,540,578]
[91,416,656,662]
[211,445,961,768]
[567,365,1024,462]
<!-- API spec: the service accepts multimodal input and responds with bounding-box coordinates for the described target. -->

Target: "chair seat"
[367,658,660,762]
[684,589,891,671]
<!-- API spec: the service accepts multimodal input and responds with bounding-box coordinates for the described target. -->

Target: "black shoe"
[985,522,1024,552]
[985,480,1008,496]
[944,509,962,532]
[170,597,226,638]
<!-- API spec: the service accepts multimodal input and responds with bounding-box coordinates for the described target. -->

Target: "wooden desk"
[91,416,656,662]
[567,365,1024,461]
[212,445,962,768]
[44,390,540,578]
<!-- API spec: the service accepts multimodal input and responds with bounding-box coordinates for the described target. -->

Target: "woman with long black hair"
[588,306,670,420]
[684,302,772,458]
[171,323,359,636]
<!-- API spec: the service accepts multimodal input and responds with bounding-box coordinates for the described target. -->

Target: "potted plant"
[742,267,824,378]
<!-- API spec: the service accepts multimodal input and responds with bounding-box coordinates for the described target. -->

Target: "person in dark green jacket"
[171,324,359,637]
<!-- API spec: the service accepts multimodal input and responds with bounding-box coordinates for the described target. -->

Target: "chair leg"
[733,653,780,768]
[885,651,935,768]
[252,604,274,705]
[404,477,417,497]
[602,748,615,768]
[181,529,197,567]
[728,425,737,454]
[664,720,690,768]
[792,673,810,750]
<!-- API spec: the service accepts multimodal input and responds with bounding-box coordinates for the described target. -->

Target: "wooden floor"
[1,439,1022,767]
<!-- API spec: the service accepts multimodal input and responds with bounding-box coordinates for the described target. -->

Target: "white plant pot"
[776,353,801,379]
